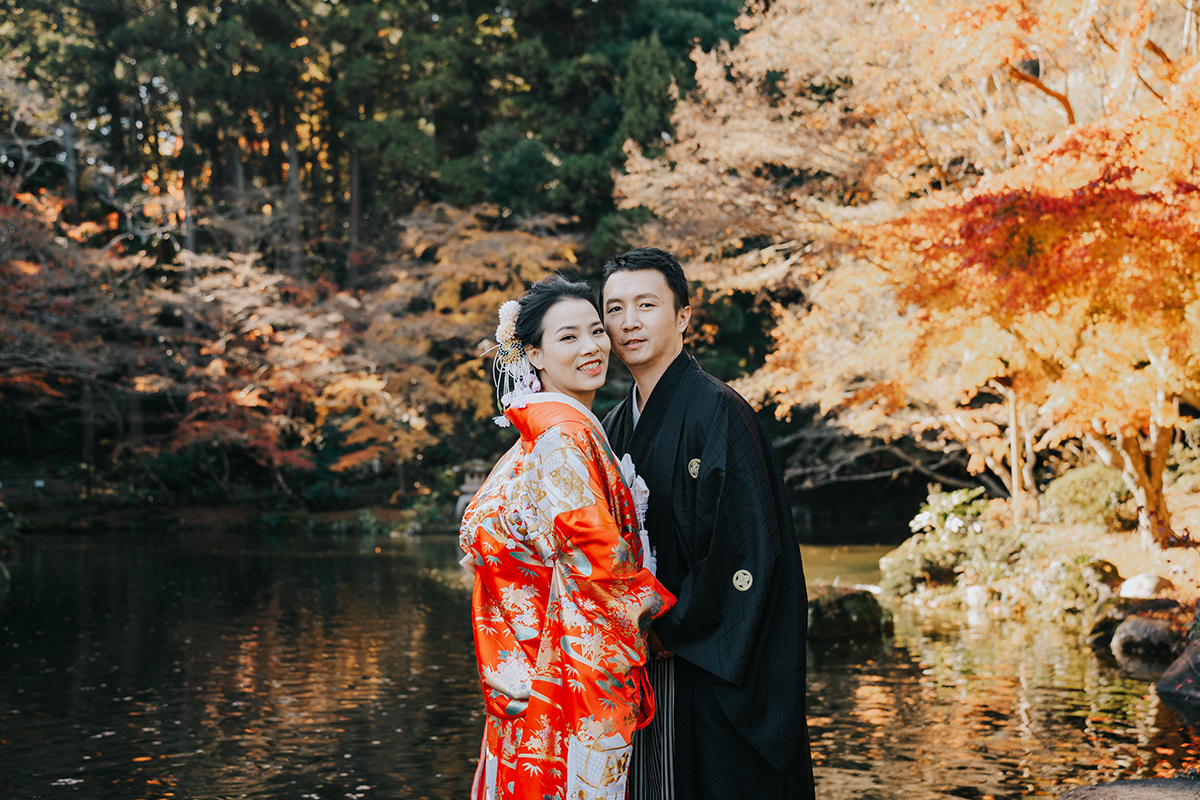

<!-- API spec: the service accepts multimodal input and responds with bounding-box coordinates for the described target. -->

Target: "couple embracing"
[459,248,815,800]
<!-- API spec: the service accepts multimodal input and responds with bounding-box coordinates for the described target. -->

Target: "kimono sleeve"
[529,427,673,633]
[653,394,787,686]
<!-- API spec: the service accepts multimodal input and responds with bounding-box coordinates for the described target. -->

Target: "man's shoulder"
[688,367,756,422]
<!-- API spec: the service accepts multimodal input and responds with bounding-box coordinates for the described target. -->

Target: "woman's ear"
[526,344,544,372]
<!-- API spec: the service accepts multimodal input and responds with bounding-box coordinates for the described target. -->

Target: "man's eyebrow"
[606,292,661,305]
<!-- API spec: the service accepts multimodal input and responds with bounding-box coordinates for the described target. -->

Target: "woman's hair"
[515,275,597,348]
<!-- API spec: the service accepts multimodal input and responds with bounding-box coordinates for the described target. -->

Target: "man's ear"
[676,305,692,333]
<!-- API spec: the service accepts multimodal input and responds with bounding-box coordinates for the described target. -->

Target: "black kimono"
[603,350,815,800]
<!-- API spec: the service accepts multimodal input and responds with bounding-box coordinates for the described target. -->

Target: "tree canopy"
[0,0,742,262]
[617,0,1200,547]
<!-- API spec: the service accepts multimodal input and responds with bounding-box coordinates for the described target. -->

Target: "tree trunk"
[223,136,247,251]
[180,93,196,252]
[1021,409,1038,508]
[347,138,361,289]
[1184,0,1198,55]
[1085,418,1175,549]
[107,86,125,175]
[327,67,343,214]
[286,128,303,276]
[126,360,144,445]
[307,114,324,202]
[1009,391,1023,522]
[128,98,141,174]
[62,110,81,225]
[82,380,95,498]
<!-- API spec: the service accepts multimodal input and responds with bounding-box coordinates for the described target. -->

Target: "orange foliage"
[0,202,579,503]
[616,0,1200,545]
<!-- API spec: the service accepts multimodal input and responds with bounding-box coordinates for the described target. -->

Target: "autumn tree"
[0,199,580,508]
[616,0,1200,546]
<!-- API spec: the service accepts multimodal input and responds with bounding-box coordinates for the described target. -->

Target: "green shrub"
[1040,463,1132,528]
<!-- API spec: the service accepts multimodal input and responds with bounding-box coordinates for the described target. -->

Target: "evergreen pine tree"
[615,32,674,151]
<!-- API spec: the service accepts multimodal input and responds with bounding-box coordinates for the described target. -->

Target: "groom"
[600,247,815,800]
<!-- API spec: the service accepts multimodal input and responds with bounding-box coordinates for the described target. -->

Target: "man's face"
[602,269,690,373]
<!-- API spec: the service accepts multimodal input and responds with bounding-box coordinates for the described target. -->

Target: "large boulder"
[1111,615,1181,660]
[1111,615,1182,680]
[1157,639,1200,730]
[808,585,894,641]
[1119,572,1175,599]
[1085,597,1181,650]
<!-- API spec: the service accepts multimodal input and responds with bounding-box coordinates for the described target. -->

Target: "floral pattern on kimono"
[460,393,675,800]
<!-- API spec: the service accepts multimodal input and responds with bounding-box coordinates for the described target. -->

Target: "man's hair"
[600,247,690,312]
[515,274,597,348]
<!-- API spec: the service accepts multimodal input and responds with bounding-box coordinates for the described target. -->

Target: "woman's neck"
[537,376,594,410]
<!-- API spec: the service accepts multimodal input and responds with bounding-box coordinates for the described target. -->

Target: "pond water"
[0,532,1196,799]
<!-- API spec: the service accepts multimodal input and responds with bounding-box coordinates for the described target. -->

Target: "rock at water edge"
[807,585,894,641]
[1119,572,1175,599]
[1058,778,1200,798]
[1157,640,1200,730]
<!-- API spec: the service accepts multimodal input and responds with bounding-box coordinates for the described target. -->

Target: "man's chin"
[614,349,649,366]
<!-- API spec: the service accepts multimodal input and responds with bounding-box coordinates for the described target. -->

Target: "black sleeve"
[653,392,786,687]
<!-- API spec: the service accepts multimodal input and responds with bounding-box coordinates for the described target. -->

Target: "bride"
[459,275,675,800]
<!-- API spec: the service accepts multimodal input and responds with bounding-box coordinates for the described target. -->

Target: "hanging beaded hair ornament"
[490,300,541,427]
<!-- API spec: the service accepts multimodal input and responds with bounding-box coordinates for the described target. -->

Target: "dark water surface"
[1,534,1197,799]
[0,530,479,799]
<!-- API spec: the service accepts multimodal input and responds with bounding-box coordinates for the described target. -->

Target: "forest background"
[4,0,1200,554]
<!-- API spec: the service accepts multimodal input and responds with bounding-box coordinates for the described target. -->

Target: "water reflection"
[0,530,479,799]
[1,536,1196,799]
[805,547,1200,799]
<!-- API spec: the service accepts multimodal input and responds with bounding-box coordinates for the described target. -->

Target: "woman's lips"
[577,359,603,374]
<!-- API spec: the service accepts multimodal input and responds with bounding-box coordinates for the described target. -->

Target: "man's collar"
[627,349,694,451]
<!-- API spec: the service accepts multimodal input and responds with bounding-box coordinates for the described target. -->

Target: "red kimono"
[459,392,675,800]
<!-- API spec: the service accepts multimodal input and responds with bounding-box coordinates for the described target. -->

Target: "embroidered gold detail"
[687,458,700,478]
[732,569,753,592]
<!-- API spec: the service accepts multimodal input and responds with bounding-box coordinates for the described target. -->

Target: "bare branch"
[1006,63,1076,125]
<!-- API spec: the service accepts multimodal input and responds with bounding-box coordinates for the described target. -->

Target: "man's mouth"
[621,338,646,349]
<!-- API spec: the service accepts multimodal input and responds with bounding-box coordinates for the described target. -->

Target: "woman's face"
[525,298,610,408]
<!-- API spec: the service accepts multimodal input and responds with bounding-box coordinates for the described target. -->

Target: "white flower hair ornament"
[489,300,540,427]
